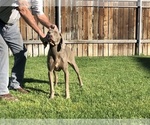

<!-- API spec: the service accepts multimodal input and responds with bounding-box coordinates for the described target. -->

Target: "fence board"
[143,8,149,39]
[93,1,99,57]
[113,8,119,39]
[104,44,109,56]
[82,6,88,56]
[128,8,136,39]
[87,4,93,56]
[118,8,124,39]
[98,44,104,56]
[148,9,150,39]
[148,43,150,55]
[77,6,83,57]
[118,44,123,56]
[71,1,77,40]
[93,44,98,57]
[61,6,66,37]
[124,8,129,39]
[104,2,109,57]
[83,44,88,57]
[108,44,113,56]
[104,5,109,39]
[26,45,33,57]
[99,8,104,39]
[66,0,71,40]
[43,0,49,34]
[142,43,148,55]
[113,44,118,56]
[109,3,114,39]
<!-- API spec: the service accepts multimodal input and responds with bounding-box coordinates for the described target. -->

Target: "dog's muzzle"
[49,40,55,46]
[46,31,55,46]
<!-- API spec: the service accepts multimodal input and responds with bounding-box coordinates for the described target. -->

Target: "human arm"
[30,0,58,31]
[35,14,51,29]
[17,0,45,38]
[17,7,45,38]
[36,14,59,32]
[16,0,50,47]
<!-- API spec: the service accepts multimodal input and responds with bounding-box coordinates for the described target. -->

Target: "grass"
[0,56,150,119]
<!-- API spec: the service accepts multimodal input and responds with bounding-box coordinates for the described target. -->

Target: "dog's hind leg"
[69,61,83,87]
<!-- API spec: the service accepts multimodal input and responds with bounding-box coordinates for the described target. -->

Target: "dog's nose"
[50,35,53,38]
[47,34,53,39]
[50,25,55,29]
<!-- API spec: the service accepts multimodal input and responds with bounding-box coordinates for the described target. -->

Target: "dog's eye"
[54,31,59,34]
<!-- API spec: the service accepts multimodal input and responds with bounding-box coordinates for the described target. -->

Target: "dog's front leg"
[48,70,55,99]
[64,68,70,99]
[53,71,58,86]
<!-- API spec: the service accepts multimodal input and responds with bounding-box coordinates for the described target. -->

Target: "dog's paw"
[65,95,70,99]
[49,95,55,99]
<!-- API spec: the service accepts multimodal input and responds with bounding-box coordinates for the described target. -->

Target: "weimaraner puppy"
[46,26,83,99]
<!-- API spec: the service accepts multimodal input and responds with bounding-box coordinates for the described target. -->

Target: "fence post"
[55,0,61,32]
[136,0,142,55]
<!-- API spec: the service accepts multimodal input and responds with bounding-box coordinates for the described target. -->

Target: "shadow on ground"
[24,78,49,84]
[23,78,64,94]
[134,56,150,72]
[22,78,49,94]
[25,86,49,94]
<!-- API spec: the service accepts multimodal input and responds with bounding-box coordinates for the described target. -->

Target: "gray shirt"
[0,0,43,25]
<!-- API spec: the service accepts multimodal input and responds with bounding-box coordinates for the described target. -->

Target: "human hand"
[40,24,58,48]
[40,36,48,48]
[49,24,59,32]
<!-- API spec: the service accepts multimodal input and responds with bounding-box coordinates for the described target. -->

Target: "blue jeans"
[0,21,27,95]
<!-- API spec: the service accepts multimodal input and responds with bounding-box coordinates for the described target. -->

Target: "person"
[0,0,58,101]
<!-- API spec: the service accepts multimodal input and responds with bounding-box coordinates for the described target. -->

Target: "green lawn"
[0,56,150,119]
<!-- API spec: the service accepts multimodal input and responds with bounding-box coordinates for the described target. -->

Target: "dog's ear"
[59,33,64,45]
[57,37,63,51]
[59,35,63,44]
[57,34,65,51]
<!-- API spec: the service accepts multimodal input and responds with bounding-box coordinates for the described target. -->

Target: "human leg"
[3,23,27,89]
[0,23,18,101]
[0,32,9,95]
[10,45,27,88]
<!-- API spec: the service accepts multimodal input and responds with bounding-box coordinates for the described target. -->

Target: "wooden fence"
[10,0,150,57]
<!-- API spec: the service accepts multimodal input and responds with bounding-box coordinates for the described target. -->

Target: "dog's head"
[47,25,62,46]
